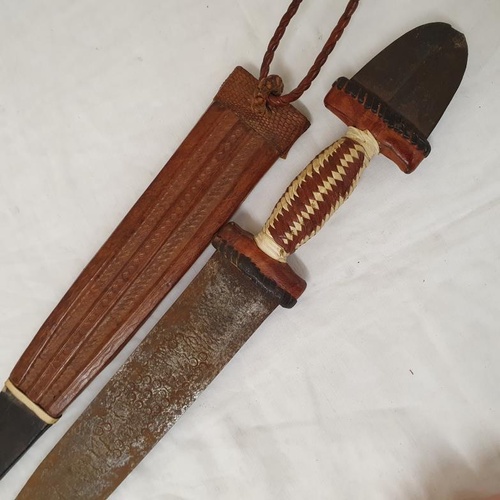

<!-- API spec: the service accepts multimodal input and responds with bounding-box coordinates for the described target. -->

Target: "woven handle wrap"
[255,127,379,262]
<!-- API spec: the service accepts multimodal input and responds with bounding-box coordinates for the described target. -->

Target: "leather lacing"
[253,0,360,111]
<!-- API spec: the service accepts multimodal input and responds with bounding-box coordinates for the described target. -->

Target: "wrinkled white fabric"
[0,1,499,499]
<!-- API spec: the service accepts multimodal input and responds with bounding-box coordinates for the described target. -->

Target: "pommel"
[325,77,431,173]
[212,223,307,308]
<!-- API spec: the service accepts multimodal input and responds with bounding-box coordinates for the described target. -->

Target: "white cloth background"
[1,1,499,499]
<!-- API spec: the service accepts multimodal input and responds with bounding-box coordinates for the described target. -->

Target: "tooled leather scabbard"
[1,66,309,476]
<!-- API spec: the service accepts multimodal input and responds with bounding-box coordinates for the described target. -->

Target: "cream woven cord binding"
[255,127,379,262]
[254,231,289,262]
[3,379,58,425]
[345,126,379,158]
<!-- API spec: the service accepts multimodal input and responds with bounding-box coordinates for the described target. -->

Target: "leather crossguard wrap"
[255,127,379,261]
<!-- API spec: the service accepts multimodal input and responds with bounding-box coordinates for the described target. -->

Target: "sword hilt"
[255,127,379,262]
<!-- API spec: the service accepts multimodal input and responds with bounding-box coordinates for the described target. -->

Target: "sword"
[16,22,467,499]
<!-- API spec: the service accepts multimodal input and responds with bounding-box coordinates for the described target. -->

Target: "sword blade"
[17,249,280,499]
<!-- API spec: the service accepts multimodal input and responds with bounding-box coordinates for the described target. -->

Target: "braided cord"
[259,0,360,107]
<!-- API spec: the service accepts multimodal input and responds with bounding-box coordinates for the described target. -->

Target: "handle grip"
[255,127,379,262]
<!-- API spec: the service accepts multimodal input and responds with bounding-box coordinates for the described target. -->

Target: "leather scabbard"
[7,66,309,419]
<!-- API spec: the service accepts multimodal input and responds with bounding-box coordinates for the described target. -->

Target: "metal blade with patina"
[17,23,467,499]
[17,224,306,499]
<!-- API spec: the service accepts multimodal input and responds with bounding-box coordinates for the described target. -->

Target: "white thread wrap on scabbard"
[3,379,58,425]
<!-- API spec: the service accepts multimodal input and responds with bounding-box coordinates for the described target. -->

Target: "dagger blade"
[17,239,285,499]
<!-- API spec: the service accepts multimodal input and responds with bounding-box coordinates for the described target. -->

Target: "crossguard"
[255,127,379,262]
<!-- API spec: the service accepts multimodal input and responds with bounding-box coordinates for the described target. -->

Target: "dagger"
[16,22,467,499]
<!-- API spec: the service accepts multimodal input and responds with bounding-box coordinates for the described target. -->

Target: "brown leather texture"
[215,67,308,157]
[10,66,309,418]
[325,77,430,173]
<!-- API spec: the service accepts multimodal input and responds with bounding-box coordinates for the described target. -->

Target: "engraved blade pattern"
[17,252,280,500]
